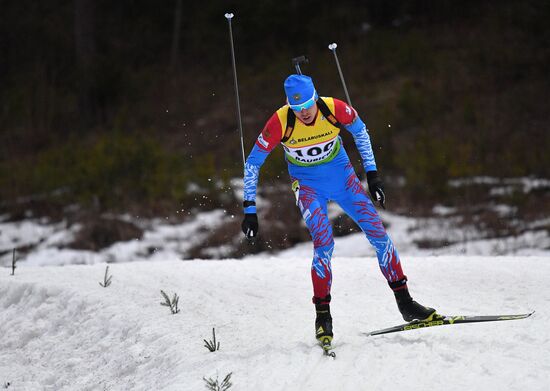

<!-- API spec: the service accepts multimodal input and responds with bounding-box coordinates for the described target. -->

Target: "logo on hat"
[293,93,301,102]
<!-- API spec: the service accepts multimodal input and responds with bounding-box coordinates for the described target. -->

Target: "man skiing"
[241,74,437,349]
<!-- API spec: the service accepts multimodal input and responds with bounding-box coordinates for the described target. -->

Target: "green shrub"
[0,131,235,212]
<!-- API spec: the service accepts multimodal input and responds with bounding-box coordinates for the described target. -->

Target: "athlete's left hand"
[241,213,259,239]
[367,171,386,209]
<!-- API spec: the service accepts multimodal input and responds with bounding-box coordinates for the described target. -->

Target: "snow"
[0,220,76,254]
[2,207,549,268]
[0,175,548,388]
[2,175,549,267]
[1,256,548,390]
[1,210,233,267]
[448,176,550,192]
[250,209,550,260]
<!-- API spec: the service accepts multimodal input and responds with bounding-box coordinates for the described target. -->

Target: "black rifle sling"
[316,98,346,131]
[281,109,296,143]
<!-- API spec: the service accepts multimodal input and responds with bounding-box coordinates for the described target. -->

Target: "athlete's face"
[293,103,318,125]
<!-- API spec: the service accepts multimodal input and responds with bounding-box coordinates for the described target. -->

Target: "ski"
[365,311,534,336]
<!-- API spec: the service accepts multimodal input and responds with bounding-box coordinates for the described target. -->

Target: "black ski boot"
[315,303,333,345]
[390,279,437,322]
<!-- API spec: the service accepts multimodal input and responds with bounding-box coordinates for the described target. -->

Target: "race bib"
[283,137,340,166]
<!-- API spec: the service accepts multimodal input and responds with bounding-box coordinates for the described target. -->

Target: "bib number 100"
[294,140,335,157]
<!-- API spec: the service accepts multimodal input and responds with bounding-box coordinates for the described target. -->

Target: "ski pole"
[328,43,352,107]
[224,12,246,168]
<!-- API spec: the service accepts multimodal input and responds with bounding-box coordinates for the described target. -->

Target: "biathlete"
[241,74,437,348]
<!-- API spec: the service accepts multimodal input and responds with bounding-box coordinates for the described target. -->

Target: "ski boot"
[390,279,438,322]
[315,303,334,351]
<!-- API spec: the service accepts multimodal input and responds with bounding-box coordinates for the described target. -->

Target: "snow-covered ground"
[1,207,549,268]
[2,175,549,267]
[0,210,235,267]
[0,177,548,388]
[1,255,548,390]
[270,208,550,260]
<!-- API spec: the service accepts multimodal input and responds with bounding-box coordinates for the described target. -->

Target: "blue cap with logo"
[284,74,318,111]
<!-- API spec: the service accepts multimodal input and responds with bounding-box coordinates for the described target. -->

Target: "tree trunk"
[170,0,183,70]
[74,0,97,130]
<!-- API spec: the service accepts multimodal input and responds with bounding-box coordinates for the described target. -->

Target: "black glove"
[241,213,259,239]
[367,170,386,209]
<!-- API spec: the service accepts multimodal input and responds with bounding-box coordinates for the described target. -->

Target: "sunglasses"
[288,91,317,111]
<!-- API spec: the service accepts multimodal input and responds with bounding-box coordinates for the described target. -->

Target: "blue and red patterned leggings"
[291,162,405,304]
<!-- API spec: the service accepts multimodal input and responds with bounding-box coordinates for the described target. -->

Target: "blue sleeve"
[243,144,271,213]
[344,115,377,172]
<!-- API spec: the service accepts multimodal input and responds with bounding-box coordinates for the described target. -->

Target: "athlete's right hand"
[241,213,259,239]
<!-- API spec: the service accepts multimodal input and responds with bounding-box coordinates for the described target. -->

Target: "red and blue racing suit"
[243,97,406,303]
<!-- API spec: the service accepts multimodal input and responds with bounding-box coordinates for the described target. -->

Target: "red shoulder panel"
[255,112,283,152]
[332,98,357,126]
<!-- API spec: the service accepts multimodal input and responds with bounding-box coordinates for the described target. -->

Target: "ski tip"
[323,349,336,358]
[513,311,535,318]
[319,339,336,358]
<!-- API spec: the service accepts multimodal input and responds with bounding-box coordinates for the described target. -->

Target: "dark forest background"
[1,0,549,254]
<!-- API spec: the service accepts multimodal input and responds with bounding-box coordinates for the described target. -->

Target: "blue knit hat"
[284,74,318,111]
